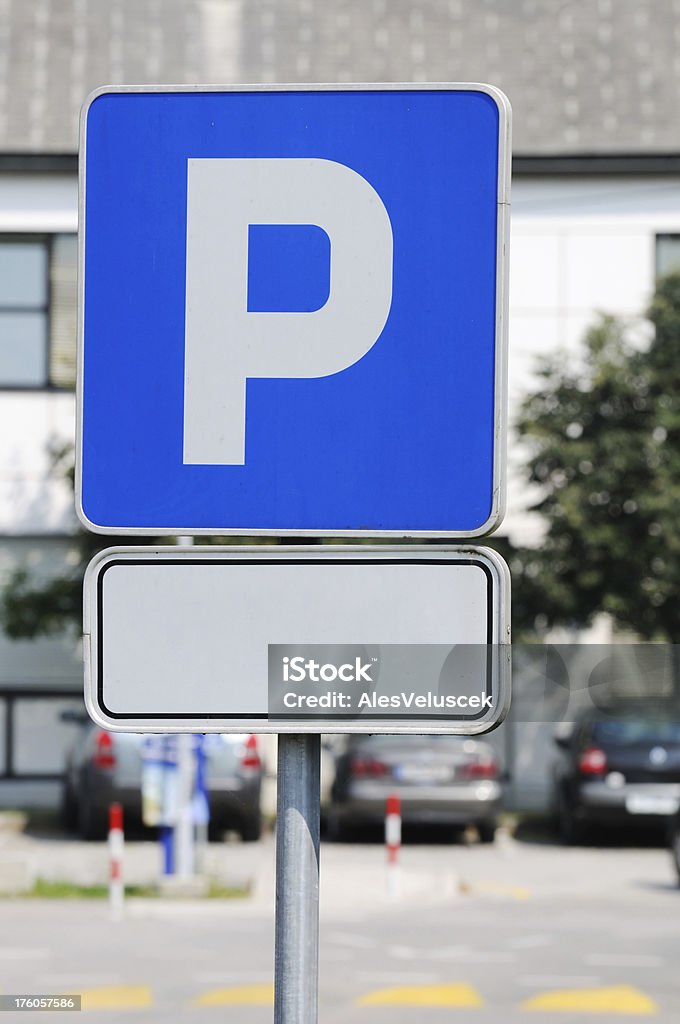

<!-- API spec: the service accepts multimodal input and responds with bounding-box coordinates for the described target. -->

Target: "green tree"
[504,272,680,641]
[0,445,152,638]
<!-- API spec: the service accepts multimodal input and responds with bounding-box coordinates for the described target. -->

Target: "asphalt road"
[0,829,678,1022]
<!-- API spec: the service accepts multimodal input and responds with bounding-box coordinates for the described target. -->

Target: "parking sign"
[78,85,510,536]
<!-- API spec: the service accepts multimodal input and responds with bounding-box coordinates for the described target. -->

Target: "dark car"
[552,707,680,843]
[669,809,680,884]
[62,715,263,842]
[327,734,502,841]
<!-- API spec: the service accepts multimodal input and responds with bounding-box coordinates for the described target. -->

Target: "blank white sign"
[84,546,510,734]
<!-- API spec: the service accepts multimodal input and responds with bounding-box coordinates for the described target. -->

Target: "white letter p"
[183,158,393,465]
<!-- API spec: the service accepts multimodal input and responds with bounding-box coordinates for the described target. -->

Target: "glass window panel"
[656,235,680,278]
[0,312,47,386]
[0,241,47,307]
[13,698,82,775]
[49,234,77,388]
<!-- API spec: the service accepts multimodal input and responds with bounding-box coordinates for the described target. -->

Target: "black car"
[552,707,680,843]
[669,809,680,884]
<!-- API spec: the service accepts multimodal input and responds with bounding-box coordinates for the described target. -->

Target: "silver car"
[326,734,502,841]
[61,716,263,842]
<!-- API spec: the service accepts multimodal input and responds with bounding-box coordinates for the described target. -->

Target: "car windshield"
[592,717,680,746]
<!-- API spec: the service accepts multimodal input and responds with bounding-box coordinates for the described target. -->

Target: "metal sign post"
[275,735,321,1024]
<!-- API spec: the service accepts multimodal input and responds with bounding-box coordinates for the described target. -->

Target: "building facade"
[2,0,680,806]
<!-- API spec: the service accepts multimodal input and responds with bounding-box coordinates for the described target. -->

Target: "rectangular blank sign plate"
[84,546,510,734]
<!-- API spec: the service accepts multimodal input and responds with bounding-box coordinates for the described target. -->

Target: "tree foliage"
[504,272,680,640]
[0,442,164,638]
[0,527,155,640]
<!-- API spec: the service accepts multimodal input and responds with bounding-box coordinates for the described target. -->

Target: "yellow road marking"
[467,881,531,900]
[522,984,658,1015]
[193,983,274,1006]
[357,983,483,1007]
[79,985,153,1011]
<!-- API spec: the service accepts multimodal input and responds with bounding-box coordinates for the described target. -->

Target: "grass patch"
[206,881,250,899]
[17,878,249,900]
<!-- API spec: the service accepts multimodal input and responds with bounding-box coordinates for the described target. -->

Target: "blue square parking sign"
[78,85,510,536]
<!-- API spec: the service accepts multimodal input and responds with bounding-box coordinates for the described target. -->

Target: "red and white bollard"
[385,793,401,898]
[108,802,124,921]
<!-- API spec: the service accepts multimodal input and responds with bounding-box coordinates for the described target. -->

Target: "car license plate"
[625,794,679,815]
[394,764,452,784]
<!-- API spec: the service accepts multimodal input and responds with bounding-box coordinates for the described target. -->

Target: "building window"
[49,235,78,389]
[0,237,48,386]
[656,234,680,279]
[0,234,77,390]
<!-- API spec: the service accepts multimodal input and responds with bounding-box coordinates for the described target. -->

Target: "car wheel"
[670,821,680,885]
[325,811,355,843]
[207,822,222,842]
[60,784,78,832]
[77,794,108,841]
[477,820,497,844]
[240,813,262,843]
[557,792,585,845]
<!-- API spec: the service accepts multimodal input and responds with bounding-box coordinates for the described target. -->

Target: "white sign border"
[76,82,511,538]
[83,545,511,735]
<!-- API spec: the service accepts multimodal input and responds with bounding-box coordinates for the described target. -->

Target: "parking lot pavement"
[5,822,676,909]
[0,830,678,1021]
[319,826,680,911]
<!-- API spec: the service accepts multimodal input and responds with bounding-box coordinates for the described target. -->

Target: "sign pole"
[175,537,195,879]
[274,733,320,1024]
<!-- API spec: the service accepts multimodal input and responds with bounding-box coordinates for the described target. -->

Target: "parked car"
[61,714,263,842]
[326,734,502,841]
[669,808,680,885]
[552,707,680,843]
